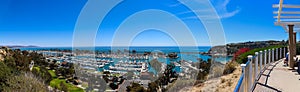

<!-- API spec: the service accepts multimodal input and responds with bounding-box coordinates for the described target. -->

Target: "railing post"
[276,48,278,60]
[268,49,271,64]
[248,55,253,92]
[274,48,277,61]
[284,47,286,58]
[259,51,263,73]
[244,62,249,92]
[255,52,259,80]
[241,64,246,92]
[282,47,286,58]
[264,50,267,67]
[272,48,275,62]
[282,47,284,59]
[278,48,280,60]
[280,48,282,59]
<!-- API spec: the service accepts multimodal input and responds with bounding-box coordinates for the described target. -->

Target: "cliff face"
[208,46,227,56]
[0,48,7,61]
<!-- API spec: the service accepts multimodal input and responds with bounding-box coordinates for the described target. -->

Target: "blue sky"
[0,0,298,47]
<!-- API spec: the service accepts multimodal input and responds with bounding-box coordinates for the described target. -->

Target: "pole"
[288,24,295,69]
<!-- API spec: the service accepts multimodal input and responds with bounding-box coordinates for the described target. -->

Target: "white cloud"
[181,15,219,20]
[221,0,230,7]
[177,0,240,19]
[168,2,182,7]
[219,9,240,18]
[176,9,212,15]
[217,0,241,19]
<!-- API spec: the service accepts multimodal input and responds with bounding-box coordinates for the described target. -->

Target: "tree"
[6,50,31,71]
[109,83,118,90]
[147,82,158,92]
[167,52,178,59]
[56,67,66,77]
[22,50,29,56]
[197,59,212,80]
[0,62,12,91]
[66,63,75,76]
[49,62,56,70]
[3,56,16,68]
[32,66,52,84]
[60,81,68,92]
[31,67,39,76]
[2,72,48,92]
[29,52,47,66]
[52,59,58,64]
[126,82,146,92]
[132,50,137,54]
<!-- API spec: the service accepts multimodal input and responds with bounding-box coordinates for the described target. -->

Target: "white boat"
[174,62,181,67]
[98,65,104,68]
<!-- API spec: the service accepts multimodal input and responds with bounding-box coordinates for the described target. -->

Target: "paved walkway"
[253,59,300,92]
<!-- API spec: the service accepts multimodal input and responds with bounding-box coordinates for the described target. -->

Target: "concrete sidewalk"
[253,59,300,92]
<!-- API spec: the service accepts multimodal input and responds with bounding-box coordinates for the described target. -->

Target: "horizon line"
[27,45,213,48]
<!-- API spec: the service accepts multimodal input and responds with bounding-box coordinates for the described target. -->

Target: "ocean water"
[18,46,210,53]
[18,46,231,63]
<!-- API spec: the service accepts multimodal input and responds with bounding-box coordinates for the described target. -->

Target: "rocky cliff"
[0,47,8,61]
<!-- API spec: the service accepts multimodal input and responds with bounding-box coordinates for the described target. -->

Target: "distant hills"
[1,45,39,48]
[208,40,287,56]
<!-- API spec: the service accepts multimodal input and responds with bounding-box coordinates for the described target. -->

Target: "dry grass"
[187,62,242,92]
[215,65,242,92]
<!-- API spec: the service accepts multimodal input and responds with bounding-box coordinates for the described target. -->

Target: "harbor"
[25,47,231,91]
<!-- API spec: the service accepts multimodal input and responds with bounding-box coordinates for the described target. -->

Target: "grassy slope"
[48,70,56,78]
[49,70,84,92]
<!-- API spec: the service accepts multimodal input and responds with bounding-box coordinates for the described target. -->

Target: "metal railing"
[234,47,287,92]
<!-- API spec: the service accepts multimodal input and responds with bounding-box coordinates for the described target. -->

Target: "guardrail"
[234,47,287,92]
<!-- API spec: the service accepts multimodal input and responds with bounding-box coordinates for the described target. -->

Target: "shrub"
[126,82,146,92]
[233,48,250,61]
[0,62,12,91]
[223,61,238,75]
[227,81,232,86]
[2,72,48,92]
[221,78,225,83]
[109,83,119,90]
[236,45,284,64]
[196,59,212,80]
[296,43,300,55]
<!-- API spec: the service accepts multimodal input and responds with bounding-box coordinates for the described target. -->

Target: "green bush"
[236,45,285,64]
[296,43,300,55]
[126,82,146,92]
[0,62,12,91]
